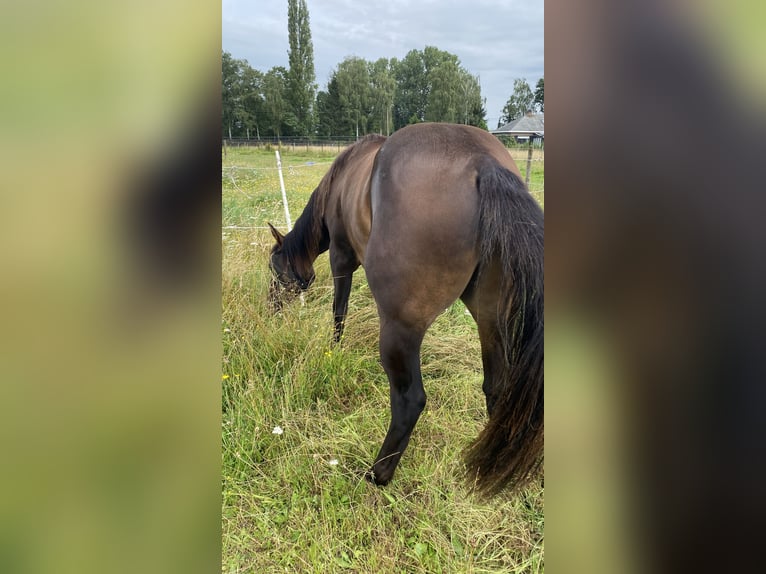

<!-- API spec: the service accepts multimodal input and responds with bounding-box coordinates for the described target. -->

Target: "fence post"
[275,150,304,305]
[275,150,292,231]
[525,139,533,186]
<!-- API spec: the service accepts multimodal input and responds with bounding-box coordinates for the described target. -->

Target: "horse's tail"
[465,158,544,497]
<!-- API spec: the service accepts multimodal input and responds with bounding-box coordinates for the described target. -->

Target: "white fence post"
[275,150,292,231]
[275,150,304,305]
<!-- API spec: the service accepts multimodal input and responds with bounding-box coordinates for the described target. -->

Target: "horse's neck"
[284,193,327,264]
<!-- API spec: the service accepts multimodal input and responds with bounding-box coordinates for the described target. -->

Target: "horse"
[267,122,543,496]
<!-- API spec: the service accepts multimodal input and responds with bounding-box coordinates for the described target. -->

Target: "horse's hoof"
[365,468,390,486]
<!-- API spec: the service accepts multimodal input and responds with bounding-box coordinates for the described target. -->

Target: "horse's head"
[267,223,315,311]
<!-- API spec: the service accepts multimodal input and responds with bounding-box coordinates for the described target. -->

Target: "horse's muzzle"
[268,277,303,313]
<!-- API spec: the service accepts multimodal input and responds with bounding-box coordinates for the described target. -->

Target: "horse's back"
[324,134,386,263]
[365,123,515,328]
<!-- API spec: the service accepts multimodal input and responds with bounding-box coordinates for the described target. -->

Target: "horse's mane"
[282,134,387,265]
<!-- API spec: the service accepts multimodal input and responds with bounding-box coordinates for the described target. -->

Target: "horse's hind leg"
[368,318,427,486]
[476,328,505,417]
[461,264,505,416]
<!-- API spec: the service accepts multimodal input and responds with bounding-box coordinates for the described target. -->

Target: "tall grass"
[222,146,544,573]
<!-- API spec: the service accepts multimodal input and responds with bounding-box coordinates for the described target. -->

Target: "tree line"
[223,46,488,140]
[222,0,542,140]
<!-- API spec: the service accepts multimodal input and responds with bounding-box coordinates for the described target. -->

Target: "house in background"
[490,112,544,185]
[491,112,544,146]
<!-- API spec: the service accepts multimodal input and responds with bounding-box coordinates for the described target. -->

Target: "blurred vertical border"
[546,0,766,573]
[0,2,221,573]
[3,0,766,572]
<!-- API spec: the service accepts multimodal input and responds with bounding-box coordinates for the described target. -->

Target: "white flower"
[328,459,339,466]
[272,426,284,435]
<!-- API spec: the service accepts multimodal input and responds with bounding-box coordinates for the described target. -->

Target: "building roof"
[491,112,544,137]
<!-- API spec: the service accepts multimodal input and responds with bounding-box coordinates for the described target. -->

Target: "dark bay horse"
[268,123,543,496]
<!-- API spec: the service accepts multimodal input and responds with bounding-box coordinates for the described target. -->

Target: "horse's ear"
[268,223,284,246]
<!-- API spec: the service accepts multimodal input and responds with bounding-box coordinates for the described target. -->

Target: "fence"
[223,136,358,155]
[222,141,544,234]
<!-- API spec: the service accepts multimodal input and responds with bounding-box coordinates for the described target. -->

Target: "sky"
[222,0,543,129]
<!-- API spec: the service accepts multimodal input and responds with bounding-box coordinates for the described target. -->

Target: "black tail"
[465,160,544,497]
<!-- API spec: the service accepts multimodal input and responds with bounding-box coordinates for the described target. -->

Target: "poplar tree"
[286,0,316,137]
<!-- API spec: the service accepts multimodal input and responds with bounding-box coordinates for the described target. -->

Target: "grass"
[222,143,544,573]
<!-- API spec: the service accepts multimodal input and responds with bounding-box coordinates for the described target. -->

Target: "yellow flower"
[222,374,230,380]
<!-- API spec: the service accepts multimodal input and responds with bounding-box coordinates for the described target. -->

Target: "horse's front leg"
[330,246,359,343]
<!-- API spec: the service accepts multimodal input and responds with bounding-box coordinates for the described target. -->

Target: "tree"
[393,50,428,129]
[499,78,535,127]
[392,47,486,130]
[222,51,251,139]
[426,58,461,123]
[286,0,316,137]
[222,51,239,139]
[239,63,264,139]
[534,77,544,112]
[222,51,266,139]
[315,77,342,137]
[458,70,486,128]
[263,67,288,138]
[334,57,371,138]
[369,58,396,135]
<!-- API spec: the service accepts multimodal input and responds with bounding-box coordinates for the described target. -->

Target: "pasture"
[222,142,544,573]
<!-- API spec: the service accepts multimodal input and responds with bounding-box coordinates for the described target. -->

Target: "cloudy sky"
[222,0,543,128]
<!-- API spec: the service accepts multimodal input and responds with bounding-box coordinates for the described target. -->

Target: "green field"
[222,143,544,573]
